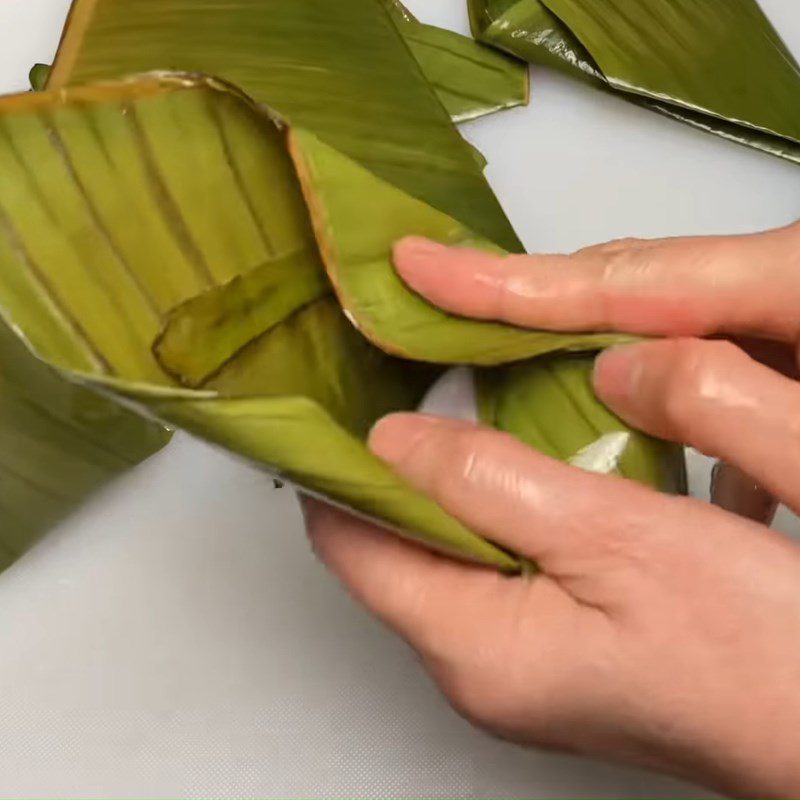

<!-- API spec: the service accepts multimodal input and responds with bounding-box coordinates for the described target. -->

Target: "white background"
[0,0,798,797]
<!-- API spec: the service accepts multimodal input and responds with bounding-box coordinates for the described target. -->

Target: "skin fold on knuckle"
[454,428,536,505]
[657,340,741,443]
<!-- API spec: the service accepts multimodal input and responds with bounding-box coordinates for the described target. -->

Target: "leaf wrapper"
[0,74,523,570]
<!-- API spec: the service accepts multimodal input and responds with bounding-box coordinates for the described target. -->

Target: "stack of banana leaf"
[468,0,800,163]
[24,0,800,572]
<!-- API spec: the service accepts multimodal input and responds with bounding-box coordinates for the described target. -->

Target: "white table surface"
[0,1,798,797]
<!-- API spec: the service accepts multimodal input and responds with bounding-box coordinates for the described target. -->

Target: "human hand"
[304,220,800,798]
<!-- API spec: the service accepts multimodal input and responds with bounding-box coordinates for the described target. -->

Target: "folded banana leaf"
[478,355,687,494]
[0,74,518,570]
[469,0,800,163]
[49,0,527,130]
[289,126,633,364]
[379,0,530,122]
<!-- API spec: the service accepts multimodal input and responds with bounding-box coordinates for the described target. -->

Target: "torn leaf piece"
[154,250,330,387]
[29,63,51,91]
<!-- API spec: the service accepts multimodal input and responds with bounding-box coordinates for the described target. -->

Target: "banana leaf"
[0,59,167,570]
[468,0,800,163]
[478,355,687,494]
[0,73,685,571]
[0,74,526,570]
[378,0,530,123]
[49,0,632,365]
[50,0,524,253]
[0,322,169,570]
[19,0,680,567]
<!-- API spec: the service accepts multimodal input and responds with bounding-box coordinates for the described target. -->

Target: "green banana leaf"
[379,0,529,123]
[0,321,169,570]
[468,0,800,163]
[0,58,167,571]
[478,355,686,494]
[50,0,522,252]
[0,74,524,570]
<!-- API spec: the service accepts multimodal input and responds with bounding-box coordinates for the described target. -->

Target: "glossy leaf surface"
[391,7,530,122]
[469,0,800,163]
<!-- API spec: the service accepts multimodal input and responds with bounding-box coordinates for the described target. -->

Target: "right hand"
[305,220,800,799]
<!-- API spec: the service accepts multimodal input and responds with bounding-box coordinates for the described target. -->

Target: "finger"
[302,498,557,657]
[367,413,713,575]
[393,222,800,341]
[594,339,800,512]
[710,462,779,526]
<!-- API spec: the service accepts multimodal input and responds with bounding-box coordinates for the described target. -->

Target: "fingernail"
[369,413,427,465]
[593,344,643,404]
[393,236,448,266]
[368,413,458,467]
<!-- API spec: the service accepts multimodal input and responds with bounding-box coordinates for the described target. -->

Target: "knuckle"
[660,340,738,426]
[598,246,657,285]
[578,236,647,257]
[430,427,504,500]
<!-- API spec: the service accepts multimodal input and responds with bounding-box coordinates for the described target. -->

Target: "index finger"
[394,221,800,343]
